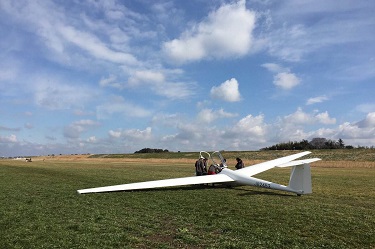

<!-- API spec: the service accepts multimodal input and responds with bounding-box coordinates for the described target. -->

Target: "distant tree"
[310,138,327,149]
[338,138,345,148]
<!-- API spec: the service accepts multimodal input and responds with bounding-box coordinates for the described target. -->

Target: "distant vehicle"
[78,151,320,196]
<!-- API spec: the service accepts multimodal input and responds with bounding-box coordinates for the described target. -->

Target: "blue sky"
[1,0,374,157]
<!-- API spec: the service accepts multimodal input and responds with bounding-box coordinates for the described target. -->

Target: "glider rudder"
[288,164,312,195]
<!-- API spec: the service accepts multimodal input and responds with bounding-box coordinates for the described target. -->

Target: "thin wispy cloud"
[307,96,329,105]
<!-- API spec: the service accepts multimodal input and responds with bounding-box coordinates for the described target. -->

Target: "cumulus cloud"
[109,127,152,140]
[273,72,300,90]
[336,114,375,144]
[87,136,97,143]
[210,78,241,102]
[221,114,269,149]
[283,108,336,125]
[163,0,256,63]
[231,114,267,137]
[262,63,300,90]
[315,111,336,125]
[356,112,375,128]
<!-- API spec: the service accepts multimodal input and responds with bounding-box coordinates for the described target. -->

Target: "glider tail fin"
[288,164,312,195]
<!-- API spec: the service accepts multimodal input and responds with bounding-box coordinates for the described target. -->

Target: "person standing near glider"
[235,157,244,170]
[195,156,207,176]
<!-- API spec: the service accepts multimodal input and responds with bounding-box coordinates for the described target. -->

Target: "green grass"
[1,155,374,248]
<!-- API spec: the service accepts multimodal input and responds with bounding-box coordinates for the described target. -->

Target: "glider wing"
[78,173,234,194]
[238,151,312,176]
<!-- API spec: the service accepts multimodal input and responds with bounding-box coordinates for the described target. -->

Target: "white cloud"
[63,119,99,139]
[273,72,300,90]
[315,111,336,125]
[0,0,142,70]
[261,63,284,73]
[99,75,124,89]
[259,1,375,63]
[109,127,152,140]
[210,78,241,102]
[356,112,375,128]
[127,70,194,99]
[0,126,20,132]
[197,108,238,123]
[0,134,17,143]
[336,114,375,143]
[231,114,268,137]
[356,103,375,113]
[34,79,96,110]
[58,25,138,65]
[163,0,256,63]
[96,96,151,119]
[108,130,122,138]
[307,96,329,105]
[262,63,300,90]
[284,108,314,125]
[87,136,97,143]
[265,24,308,62]
[128,70,165,87]
[283,108,336,125]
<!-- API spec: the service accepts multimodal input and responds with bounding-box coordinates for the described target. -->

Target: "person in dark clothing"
[202,158,208,175]
[195,157,208,176]
[235,157,244,170]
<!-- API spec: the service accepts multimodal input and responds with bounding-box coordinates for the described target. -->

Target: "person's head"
[236,157,241,162]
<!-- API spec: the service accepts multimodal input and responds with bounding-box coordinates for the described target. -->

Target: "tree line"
[134,148,169,153]
[261,138,355,150]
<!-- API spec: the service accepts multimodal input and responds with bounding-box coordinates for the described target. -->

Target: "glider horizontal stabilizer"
[277,158,321,167]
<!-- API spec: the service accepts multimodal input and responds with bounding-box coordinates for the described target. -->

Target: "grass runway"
[1,150,374,248]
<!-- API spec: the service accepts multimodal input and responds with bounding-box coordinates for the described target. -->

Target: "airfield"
[1,150,374,248]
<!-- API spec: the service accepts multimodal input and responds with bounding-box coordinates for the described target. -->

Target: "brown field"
[28,153,375,168]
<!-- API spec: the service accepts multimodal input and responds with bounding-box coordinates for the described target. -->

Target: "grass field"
[1,150,374,248]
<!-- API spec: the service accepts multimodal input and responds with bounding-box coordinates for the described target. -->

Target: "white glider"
[77,151,320,195]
